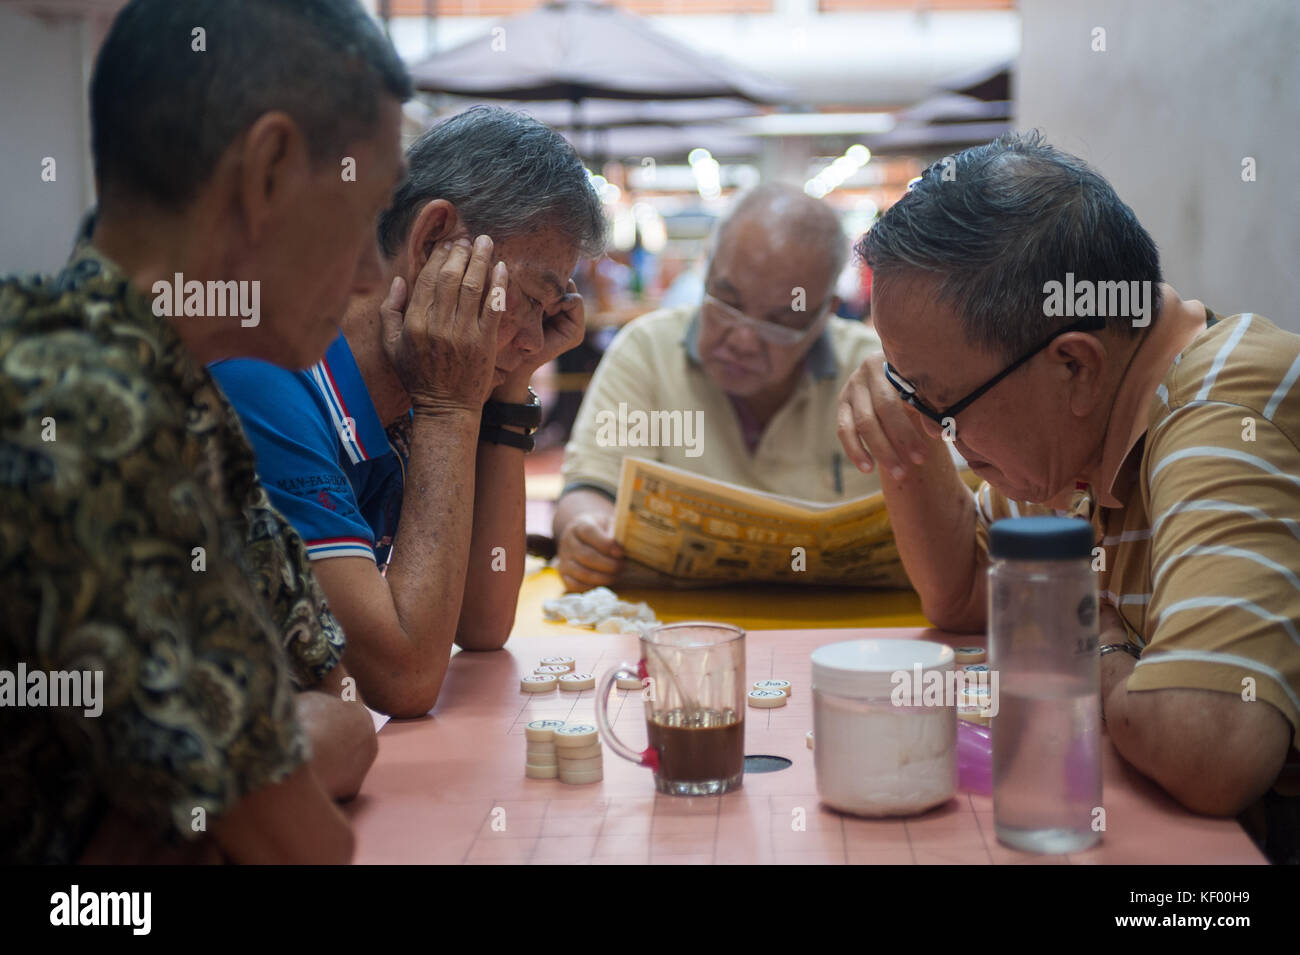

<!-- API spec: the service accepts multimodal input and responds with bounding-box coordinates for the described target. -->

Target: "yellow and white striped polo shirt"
[973,308,1300,745]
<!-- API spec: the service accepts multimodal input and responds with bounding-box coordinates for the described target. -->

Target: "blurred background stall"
[2,0,1296,453]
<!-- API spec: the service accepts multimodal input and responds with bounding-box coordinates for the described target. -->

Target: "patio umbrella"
[559,123,762,162]
[862,120,1013,157]
[406,0,790,104]
[939,60,1013,103]
[433,95,763,129]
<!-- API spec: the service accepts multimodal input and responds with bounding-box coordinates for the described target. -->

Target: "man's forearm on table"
[882,439,986,631]
[1103,652,1290,816]
[383,409,479,674]
[455,435,526,650]
[296,687,378,801]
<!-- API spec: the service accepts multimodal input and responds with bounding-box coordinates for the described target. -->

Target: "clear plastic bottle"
[989,516,1101,853]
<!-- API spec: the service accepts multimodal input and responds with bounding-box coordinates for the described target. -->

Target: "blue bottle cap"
[989,516,1093,560]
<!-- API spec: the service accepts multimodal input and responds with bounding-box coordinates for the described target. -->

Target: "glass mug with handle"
[594,622,746,795]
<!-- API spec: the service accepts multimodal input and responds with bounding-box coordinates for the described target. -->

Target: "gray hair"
[92,0,410,209]
[857,130,1163,359]
[378,107,607,259]
[711,183,849,301]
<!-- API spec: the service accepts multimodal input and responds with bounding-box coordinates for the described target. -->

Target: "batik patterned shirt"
[0,241,344,863]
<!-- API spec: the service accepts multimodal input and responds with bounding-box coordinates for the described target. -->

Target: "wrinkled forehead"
[870,274,969,377]
[495,229,580,294]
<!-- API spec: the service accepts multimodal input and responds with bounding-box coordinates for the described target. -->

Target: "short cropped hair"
[377,107,606,260]
[713,182,849,300]
[91,0,411,209]
[858,131,1163,359]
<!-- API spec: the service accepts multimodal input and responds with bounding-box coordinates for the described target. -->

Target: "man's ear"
[235,111,308,245]
[1055,333,1110,418]
[407,199,470,276]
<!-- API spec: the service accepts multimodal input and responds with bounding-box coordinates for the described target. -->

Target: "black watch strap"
[482,386,541,433]
[480,422,535,452]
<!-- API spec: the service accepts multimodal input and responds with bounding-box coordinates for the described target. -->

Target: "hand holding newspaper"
[611,456,912,588]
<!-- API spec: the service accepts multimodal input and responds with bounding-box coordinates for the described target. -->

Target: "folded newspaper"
[611,457,920,589]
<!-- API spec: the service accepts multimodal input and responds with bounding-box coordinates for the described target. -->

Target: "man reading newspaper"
[554,185,886,591]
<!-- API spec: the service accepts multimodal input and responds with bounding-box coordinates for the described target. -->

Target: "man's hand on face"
[836,352,934,481]
[496,279,587,398]
[557,510,625,592]
[380,234,508,417]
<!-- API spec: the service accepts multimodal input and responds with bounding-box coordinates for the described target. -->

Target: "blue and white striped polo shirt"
[210,333,405,571]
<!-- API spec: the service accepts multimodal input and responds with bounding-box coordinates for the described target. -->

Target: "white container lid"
[811,639,955,699]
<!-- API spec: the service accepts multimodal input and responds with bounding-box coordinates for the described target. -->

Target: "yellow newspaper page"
[611,456,910,588]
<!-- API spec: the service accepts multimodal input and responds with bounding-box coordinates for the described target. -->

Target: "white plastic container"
[811,639,957,816]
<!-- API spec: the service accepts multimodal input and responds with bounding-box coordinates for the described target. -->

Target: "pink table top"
[346,627,1266,865]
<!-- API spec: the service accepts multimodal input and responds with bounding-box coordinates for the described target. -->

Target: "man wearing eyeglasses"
[555,184,885,591]
[837,132,1299,851]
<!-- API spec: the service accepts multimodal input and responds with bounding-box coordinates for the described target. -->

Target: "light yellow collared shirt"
[562,305,884,504]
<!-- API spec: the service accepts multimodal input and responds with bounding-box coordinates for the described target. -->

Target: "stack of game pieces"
[958,683,994,726]
[957,664,994,725]
[553,724,602,784]
[748,679,792,709]
[524,719,566,778]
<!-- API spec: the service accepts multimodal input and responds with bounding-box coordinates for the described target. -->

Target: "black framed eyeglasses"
[883,316,1107,425]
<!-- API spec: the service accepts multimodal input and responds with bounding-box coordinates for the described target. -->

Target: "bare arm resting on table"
[311,238,507,718]
[212,765,355,864]
[297,661,378,801]
[453,377,529,651]
[79,767,355,865]
[1099,605,1291,816]
[311,406,476,721]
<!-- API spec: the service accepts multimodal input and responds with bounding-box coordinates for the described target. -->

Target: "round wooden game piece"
[957,705,991,727]
[520,673,557,693]
[535,664,571,675]
[554,742,601,760]
[525,763,559,779]
[540,655,575,672]
[954,647,986,665]
[558,768,603,785]
[753,679,792,697]
[962,664,990,673]
[525,751,558,767]
[553,724,598,748]
[555,755,603,773]
[615,676,644,690]
[524,719,566,741]
[558,672,596,691]
[747,689,787,708]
